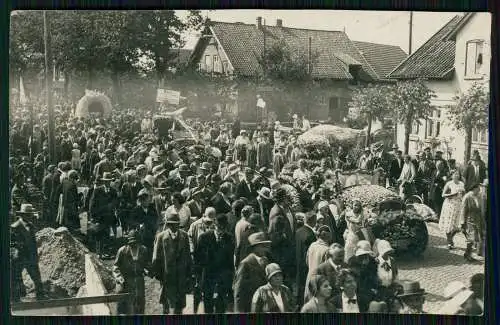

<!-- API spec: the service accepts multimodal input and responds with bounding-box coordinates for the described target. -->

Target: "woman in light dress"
[71,143,81,171]
[438,170,466,250]
[343,200,366,263]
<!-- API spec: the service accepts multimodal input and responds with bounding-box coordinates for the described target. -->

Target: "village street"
[136,221,484,315]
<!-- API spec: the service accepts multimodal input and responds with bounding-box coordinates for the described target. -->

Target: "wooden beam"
[11,293,130,312]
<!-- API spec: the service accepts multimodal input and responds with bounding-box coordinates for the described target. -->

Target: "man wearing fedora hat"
[256,187,273,227]
[394,280,427,314]
[194,213,235,313]
[89,171,119,258]
[152,212,192,314]
[11,204,44,301]
[464,155,487,195]
[233,231,272,313]
[113,230,149,315]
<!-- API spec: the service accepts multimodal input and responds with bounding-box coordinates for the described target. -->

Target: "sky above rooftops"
[176,10,463,54]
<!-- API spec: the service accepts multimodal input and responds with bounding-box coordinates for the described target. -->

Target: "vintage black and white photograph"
[9,10,490,316]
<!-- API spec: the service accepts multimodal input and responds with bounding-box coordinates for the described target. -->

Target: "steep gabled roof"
[193,21,388,80]
[353,41,408,81]
[387,14,469,80]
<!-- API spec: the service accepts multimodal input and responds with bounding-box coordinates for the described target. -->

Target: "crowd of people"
[9,103,486,315]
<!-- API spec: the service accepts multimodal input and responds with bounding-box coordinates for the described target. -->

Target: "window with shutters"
[425,109,441,138]
[465,40,484,78]
[472,127,488,144]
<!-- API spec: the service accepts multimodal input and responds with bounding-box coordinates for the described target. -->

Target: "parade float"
[74,90,113,118]
[284,124,430,256]
[153,107,198,148]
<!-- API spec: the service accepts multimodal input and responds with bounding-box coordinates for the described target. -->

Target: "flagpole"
[44,11,56,164]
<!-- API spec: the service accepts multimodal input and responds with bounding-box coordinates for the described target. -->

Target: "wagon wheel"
[405,195,424,205]
[405,219,429,256]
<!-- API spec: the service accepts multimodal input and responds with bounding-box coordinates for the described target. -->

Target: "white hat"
[318,201,329,210]
[292,114,298,119]
[374,239,394,257]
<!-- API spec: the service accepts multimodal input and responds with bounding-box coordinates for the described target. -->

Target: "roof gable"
[387,14,469,80]
[353,41,408,80]
[203,21,385,80]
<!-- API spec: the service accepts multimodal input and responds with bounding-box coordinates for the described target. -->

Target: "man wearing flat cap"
[233,232,272,313]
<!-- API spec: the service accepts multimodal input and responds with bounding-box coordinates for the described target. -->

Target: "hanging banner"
[156,88,181,105]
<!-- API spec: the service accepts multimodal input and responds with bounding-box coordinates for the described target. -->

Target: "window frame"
[472,127,488,145]
[204,55,212,71]
[425,108,442,139]
[465,39,485,78]
[213,55,220,73]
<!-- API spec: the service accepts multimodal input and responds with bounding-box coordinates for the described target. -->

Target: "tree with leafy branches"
[348,83,391,146]
[257,39,320,119]
[388,79,436,154]
[447,81,489,164]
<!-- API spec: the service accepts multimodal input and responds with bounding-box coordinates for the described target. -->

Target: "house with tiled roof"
[388,12,490,164]
[187,17,407,122]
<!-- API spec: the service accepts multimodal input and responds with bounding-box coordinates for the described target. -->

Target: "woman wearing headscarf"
[300,274,336,313]
[303,225,332,302]
[251,263,295,313]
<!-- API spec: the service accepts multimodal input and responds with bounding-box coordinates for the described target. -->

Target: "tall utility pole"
[409,11,414,55]
[43,11,56,164]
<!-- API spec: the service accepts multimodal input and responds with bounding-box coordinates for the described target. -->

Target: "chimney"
[276,19,283,27]
[256,16,262,29]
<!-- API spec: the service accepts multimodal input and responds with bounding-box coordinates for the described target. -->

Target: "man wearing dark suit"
[464,156,487,192]
[49,163,64,226]
[268,187,297,235]
[41,165,56,226]
[89,172,118,258]
[186,190,205,220]
[233,232,272,313]
[295,212,317,307]
[234,213,262,267]
[211,182,232,214]
[129,189,159,258]
[331,269,370,313]
[194,214,235,314]
[236,168,257,202]
[389,150,404,187]
[59,170,80,232]
[315,244,348,298]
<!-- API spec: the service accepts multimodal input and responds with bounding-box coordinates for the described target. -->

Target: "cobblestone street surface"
[139,222,484,315]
